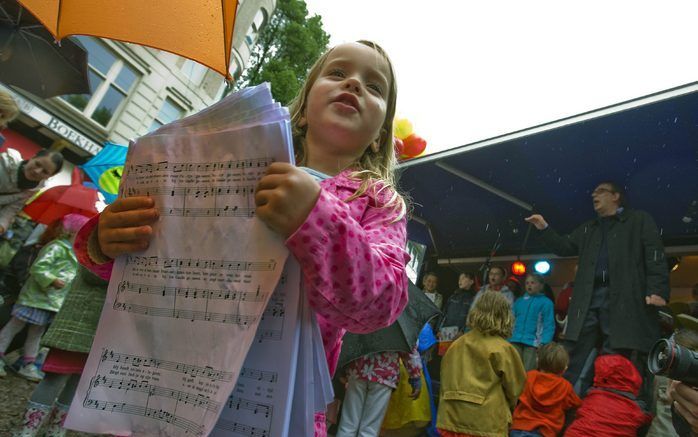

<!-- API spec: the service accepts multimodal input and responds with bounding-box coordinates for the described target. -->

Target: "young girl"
[10,264,108,437]
[75,40,410,437]
[0,214,86,381]
[509,273,555,371]
[437,291,526,437]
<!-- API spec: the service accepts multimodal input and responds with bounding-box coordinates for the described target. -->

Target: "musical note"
[113,300,257,326]
[131,157,273,175]
[240,367,278,383]
[214,418,269,437]
[97,349,233,381]
[83,398,205,436]
[88,375,220,413]
[116,281,267,303]
[126,256,276,272]
[126,185,255,198]
[161,206,255,218]
[226,396,272,418]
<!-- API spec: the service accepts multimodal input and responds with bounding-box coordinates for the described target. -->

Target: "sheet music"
[211,261,301,437]
[66,87,294,437]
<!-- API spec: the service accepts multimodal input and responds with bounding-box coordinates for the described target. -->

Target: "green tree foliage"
[234,0,330,104]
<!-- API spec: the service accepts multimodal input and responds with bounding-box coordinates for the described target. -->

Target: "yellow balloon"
[393,118,413,140]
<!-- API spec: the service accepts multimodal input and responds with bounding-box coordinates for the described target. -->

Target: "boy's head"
[422,272,438,293]
[458,272,475,290]
[537,342,569,375]
[467,291,514,338]
[488,266,506,287]
[0,91,19,129]
[525,273,545,295]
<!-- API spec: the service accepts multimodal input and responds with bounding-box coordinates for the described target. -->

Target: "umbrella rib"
[21,29,86,76]
[18,31,49,92]
[0,4,13,23]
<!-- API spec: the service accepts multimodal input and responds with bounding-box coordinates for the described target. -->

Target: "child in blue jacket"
[510,273,555,370]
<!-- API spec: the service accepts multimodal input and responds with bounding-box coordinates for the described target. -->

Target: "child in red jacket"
[564,354,652,436]
[511,342,581,437]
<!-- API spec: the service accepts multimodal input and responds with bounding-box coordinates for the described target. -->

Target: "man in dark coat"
[525,181,669,395]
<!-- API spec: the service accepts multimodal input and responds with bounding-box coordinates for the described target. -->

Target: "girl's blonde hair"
[0,91,20,129]
[467,291,514,338]
[288,40,405,220]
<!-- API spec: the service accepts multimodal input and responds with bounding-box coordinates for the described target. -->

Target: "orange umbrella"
[17,0,238,78]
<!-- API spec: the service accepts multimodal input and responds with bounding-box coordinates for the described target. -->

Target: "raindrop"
[660,228,663,236]
[512,228,519,234]
[674,117,678,123]
[626,146,630,152]
[485,223,490,231]
[654,251,657,261]
[667,184,671,188]
[633,158,637,163]
[557,177,562,183]
[584,226,588,233]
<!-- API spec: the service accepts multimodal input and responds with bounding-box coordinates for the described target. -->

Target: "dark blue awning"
[398,82,698,261]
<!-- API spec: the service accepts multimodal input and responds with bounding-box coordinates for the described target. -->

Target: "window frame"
[60,37,140,129]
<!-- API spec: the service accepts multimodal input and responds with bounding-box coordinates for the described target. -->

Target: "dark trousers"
[563,288,612,388]
[563,287,653,405]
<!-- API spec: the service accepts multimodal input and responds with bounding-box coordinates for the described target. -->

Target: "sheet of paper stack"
[65,83,333,437]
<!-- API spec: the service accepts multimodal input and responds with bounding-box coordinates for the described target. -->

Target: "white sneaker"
[0,361,6,377]
[17,363,43,382]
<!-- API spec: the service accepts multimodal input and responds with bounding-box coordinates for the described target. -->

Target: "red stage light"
[511,261,527,276]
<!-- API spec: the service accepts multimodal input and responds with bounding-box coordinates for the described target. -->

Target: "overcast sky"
[304,0,698,154]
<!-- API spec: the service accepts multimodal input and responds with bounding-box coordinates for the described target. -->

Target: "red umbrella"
[23,183,99,224]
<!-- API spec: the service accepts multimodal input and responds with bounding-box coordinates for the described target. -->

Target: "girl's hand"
[51,279,65,288]
[98,196,159,259]
[255,163,321,238]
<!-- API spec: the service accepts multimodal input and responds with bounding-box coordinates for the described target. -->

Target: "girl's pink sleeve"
[73,214,114,281]
[286,188,410,334]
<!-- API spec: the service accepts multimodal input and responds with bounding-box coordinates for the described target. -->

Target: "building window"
[149,98,185,132]
[181,59,208,85]
[61,36,139,128]
[245,9,268,45]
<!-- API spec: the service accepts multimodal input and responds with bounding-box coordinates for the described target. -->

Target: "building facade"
[1,0,275,185]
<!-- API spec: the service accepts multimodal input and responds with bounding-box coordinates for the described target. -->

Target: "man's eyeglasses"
[592,187,615,196]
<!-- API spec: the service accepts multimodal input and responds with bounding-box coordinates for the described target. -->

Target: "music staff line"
[117,281,267,303]
[82,398,204,436]
[161,205,255,218]
[240,367,278,384]
[214,418,268,437]
[129,157,273,174]
[113,300,258,326]
[227,395,273,419]
[126,255,276,272]
[126,184,255,198]
[99,349,234,382]
[90,375,220,413]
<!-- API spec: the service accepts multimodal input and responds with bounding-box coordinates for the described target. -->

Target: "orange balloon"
[400,134,427,158]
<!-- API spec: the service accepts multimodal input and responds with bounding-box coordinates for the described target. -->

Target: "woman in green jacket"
[0,214,86,381]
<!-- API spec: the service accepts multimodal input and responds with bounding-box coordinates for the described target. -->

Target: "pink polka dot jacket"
[74,169,411,435]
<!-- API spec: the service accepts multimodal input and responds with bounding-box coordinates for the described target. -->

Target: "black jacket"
[440,288,477,331]
[540,209,669,352]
